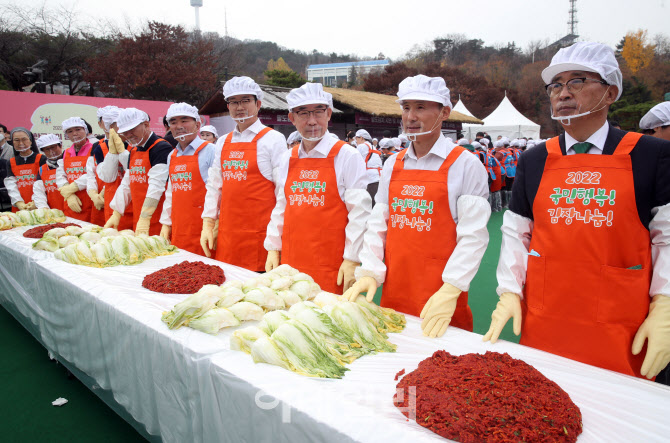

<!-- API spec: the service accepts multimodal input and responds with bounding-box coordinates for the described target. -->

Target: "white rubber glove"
[482,292,522,344]
[88,189,105,211]
[59,182,79,199]
[66,194,82,213]
[343,276,378,302]
[632,294,670,379]
[420,282,461,338]
[265,250,280,272]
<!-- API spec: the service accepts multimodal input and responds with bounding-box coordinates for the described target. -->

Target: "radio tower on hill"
[568,0,578,36]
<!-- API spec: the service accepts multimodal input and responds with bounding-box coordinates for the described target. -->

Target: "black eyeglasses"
[544,78,608,97]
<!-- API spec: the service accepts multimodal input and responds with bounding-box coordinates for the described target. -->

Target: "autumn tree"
[84,22,218,103]
[266,57,292,72]
[264,70,306,88]
[622,30,656,73]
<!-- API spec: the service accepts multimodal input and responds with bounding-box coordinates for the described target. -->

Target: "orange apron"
[63,145,93,222]
[129,139,166,235]
[523,133,651,378]
[365,149,383,176]
[39,164,64,211]
[170,141,209,255]
[10,154,42,212]
[282,141,349,293]
[382,147,473,330]
[216,128,276,271]
[99,141,134,231]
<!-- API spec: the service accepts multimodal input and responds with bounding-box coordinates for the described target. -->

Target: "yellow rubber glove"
[212,219,219,248]
[25,201,36,210]
[343,276,378,302]
[160,224,171,243]
[15,201,27,211]
[336,259,359,293]
[66,194,82,213]
[104,210,122,229]
[59,182,79,199]
[87,189,105,211]
[632,294,670,379]
[265,250,280,272]
[200,217,216,258]
[482,292,522,344]
[420,282,462,338]
[108,128,126,155]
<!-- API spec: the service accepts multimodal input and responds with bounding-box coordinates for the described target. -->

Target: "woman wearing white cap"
[485,41,670,382]
[344,75,491,338]
[264,83,371,293]
[94,107,134,231]
[640,102,670,142]
[199,125,218,143]
[4,127,47,212]
[104,108,173,236]
[32,134,64,210]
[354,128,383,202]
[158,103,216,255]
[200,76,287,271]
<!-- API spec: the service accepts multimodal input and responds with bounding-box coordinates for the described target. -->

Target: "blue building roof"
[307,60,390,70]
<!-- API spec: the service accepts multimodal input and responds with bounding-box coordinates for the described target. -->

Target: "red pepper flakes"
[394,351,582,443]
[142,261,225,294]
[395,369,405,381]
[23,223,80,239]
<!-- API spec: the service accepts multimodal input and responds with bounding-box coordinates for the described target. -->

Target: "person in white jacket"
[264,83,372,294]
[32,134,64,210]
[354,128,382,203]
[344,75,491,338]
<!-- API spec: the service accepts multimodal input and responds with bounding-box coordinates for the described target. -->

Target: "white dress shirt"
[264,131,372,263]
[201,119,287,219]
[564,121,608,154]
[357,141,381,184]
[355,134,491,289]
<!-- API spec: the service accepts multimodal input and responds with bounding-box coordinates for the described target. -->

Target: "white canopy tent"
[452,98,477,118]
[463,95,540,141]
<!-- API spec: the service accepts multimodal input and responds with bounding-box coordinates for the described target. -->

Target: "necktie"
[572,142,593,154]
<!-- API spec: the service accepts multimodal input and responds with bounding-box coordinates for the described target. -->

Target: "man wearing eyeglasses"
[200,76,287,271]
[264,83,371,294]
[484,42,670,382]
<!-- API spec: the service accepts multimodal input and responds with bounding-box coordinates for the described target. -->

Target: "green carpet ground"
[0,209,513,442]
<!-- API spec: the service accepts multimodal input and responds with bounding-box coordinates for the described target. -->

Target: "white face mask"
[300,125,327,143]
[0,133,4,143]
[175,132,196,142]
[551,86,611,126]
[401,113,444,141]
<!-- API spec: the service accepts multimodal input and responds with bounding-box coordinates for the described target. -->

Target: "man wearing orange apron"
[264,83,371,293]
[105,108,173,235]
[345,75,491,338]
[200,77,287,271]
[32,134,64,211]
[4,127,47,212]
[159,103,215,255]
[485,42,670,382]
[56,117,93,222]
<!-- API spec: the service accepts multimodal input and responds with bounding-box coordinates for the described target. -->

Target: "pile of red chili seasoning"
[394,351,582,442]
[142,261,225,294]
[23,223,80,238]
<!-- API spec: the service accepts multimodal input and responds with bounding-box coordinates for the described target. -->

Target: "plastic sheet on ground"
[0,218,669,442]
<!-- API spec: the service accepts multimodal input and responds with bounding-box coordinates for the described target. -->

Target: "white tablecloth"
[1,220,669,443]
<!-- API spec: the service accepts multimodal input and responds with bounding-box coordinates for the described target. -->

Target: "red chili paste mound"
[23,223,81,238]
[142,261,225,294]
[394,351,582,442]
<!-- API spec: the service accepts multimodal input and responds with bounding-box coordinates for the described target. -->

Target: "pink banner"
[258,111,293,126]
[0,91,175,147]
[355,112,461,130]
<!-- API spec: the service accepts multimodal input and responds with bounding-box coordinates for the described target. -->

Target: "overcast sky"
[5,0,669,60]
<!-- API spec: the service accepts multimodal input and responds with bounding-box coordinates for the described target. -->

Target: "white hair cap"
[392,137,402,147]
[62,117,87,133]
[101,106,121,131]
[472,141,482,149]
[379,138,394,149]
[457,138,469,146]
[286,83,332,111]
[398,134,409,143]
[501,136,510,145]
[117,108,149,134]
[479,138,490,146]
[97,106,116,119]
[518,139,527,147]
[640,102,670,130]
[287,131,302,145]
[166,102,200,121]
[355,129,372,141]
[372,138,378,142]
[493,140,504,148]
[36,134,61,150]
[223,76,264,101]
[511,139,520,147]
[396,74,452,109]
[200,125,218,138]
[541,41,623,101]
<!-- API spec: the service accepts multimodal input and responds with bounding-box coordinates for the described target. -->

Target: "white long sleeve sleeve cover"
[85,157,98,193]
[97,151,130,183]
[159,179,173,226]
[264,184,286,252]
[442,195,491,291]
[32,180,48,209]
[109,170,132,214]
[145,164,168,202]
[649,202,670,297]
[56,160,67,188]
[354,198,389,286]
[342,188,372,262]
[201,145,222,219]
[496,210,534,297]
[4,176,22,205]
